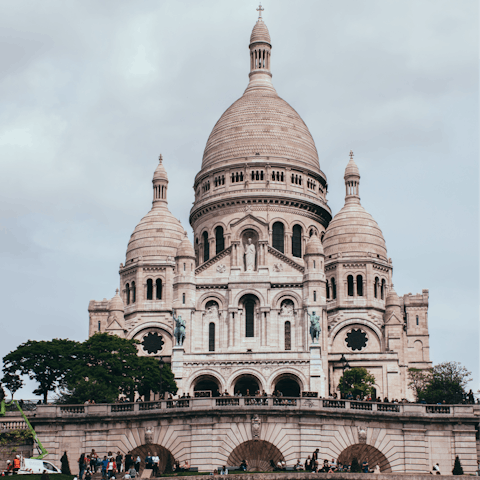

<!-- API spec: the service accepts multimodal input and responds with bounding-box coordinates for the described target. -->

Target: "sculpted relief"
[242,230,258,272]
[205,300,220,322]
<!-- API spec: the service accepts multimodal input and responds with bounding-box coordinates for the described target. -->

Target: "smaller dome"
[176,233,195,258]
[305,234,324,255]
[153,155,168,181]
[108,289,124,312]
[344,157,360,178]
[386,288,401,307]
[250,19,271,45]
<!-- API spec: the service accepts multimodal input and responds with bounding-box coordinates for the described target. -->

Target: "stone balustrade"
[16,399,477,419]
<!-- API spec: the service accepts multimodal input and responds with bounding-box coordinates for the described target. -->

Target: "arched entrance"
[274,374,302,397]
[234,374,261,396]
[193,375,220,397]
[338,444,391,472]
[128,444,174,474]
[227,440,284,471]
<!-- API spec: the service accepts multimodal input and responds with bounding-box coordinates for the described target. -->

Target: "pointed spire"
[344,150,361,204]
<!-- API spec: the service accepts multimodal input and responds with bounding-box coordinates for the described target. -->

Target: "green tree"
[423,362,471,405]
[452,456,463,475]
[338,367,376,399]
[350,457,361,473]
[407,368,431,402]
[159,364,178,396]
[2,339,79,403]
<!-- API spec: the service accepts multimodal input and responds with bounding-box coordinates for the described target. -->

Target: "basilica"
[88,12,431,401]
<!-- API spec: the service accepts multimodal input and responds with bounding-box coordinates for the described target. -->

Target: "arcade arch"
[128,445,175,475]
[272,373,302,397]
[338,444,391,472]
[232,373,263,396]
[192,374,221,397]
[227,440,284,471]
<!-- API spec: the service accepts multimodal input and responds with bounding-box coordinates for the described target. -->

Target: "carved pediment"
[268,246,305,273]
[385,313,402,325]
[230,213,268,228]
[195,246,232,275]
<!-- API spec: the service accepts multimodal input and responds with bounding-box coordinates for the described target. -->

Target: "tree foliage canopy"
[408,361,471,404]
[338,367,376,399]
[2,333,177,404]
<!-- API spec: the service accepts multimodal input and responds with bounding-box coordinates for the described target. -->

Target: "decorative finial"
[349,150,354,161]
[257,2,264,19]
[159,154,163,163]
[115,288,119,295]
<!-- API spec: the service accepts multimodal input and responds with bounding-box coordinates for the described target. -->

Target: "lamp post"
[339,354,351,399]
[158,356,164,400]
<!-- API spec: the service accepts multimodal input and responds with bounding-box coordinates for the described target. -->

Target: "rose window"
[345,329,368,351]
[142,332,164,354]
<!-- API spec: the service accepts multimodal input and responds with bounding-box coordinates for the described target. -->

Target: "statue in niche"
[173,308,186,346]
[280,300,294,317]
[244,238,256,272]
[205,301,219,322]
[251,414,261,440]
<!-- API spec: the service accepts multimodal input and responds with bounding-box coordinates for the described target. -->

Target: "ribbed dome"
[108,289,124,312]
[153,156,168,181]
[201,91,320,171]
[126,204,184,263]
[176,233,195,258]
[250,19,271,45]
[305,234,324,255]
[323,202,387,259]
[345,157,360,178]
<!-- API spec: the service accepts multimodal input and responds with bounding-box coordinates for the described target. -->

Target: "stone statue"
[145,426,154,444]
[173,308,186,346]
[280,301,294,317]
[244,238,256,272]
[307,310,321,343]
[251,414,261,440]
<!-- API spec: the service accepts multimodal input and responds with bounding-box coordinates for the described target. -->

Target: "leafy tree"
[338,367,376,399]
[452,456,463,475]
[2,339,79,403]
[408,368,431,402]
[64,333,175,403]
[158,363,178,396]
[410,362,471,404]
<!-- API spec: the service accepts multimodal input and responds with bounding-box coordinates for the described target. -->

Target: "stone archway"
[338,444,391,472]
[273,373,302,397]
[227,440,284,471]
[193,374,221,397]
[128,444,175,475]
[233,374,261,396]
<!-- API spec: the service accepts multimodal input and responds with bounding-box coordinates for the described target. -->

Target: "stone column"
[171,345,185,395]
[309,344,324,396]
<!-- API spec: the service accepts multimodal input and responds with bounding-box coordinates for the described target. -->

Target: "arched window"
[416,315,419,326]
[292,224,302,258]
[272,222,285,253]
[374,277,379,298]
[309,229,314,237]
[215,226,224,255]
[131,281,136,303]
[381,279,386,300]
[126,283,130,305]
[313,290,317,302]
[209,323,215,352]
[326,280,330,299]
[356,275,363,296]
[331,278,337,299]
[156,279,162,300]
[182,293,186,304]
[347,275,354,297]
[245,299,255,337]
[203,231,209,262]
[284,321,291,350]
[98,321,101,332]
[146,279,153,300]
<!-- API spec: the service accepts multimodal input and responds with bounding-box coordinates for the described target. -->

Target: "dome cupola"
[323,152,387,260]
[108,288,124,312]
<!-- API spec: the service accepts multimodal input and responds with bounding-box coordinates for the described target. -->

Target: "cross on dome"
[349,150,354,160]
[158,153,163,163]
[257,3,264,19]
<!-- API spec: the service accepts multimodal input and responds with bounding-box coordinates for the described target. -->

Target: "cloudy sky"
[1,0,478,398]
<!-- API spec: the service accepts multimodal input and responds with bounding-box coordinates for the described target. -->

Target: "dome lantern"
[153,154,168,205]
[344,150,361,205]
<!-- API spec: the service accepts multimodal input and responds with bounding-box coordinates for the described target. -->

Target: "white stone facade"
[88,16,431,402]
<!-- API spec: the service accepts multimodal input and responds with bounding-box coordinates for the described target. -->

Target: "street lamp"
[158,356,164,400]
[339,354,351,399]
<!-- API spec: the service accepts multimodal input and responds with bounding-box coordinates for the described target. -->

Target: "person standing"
[101,456,108,480]
[362,459,369,473]
[78,453,86,480]
[116,452,123,473]
[134,456,141,473]
[151,453,159,477]
[90,450,98,473]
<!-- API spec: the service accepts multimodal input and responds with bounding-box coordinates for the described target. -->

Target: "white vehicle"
[19,458,61,474]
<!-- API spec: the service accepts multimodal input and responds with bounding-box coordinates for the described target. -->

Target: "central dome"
[201,19,321,173]
[201,91,321,172]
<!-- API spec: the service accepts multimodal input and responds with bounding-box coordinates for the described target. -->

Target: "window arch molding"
[233,289,265,308]
[196,292,227,311]
[328,319,383,350]
[229,222,264,243]
[271,291,302,310]
[187,369,226,395]
[129,324,172,344]
[265,368,308,395]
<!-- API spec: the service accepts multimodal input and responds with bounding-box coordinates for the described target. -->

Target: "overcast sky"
[0,0,478,399]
